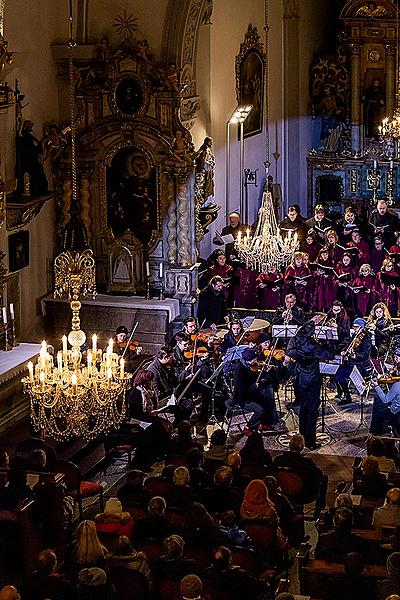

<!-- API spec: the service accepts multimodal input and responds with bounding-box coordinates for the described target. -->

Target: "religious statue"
[313,84,345,152]
[16,120,49,197]
[356,2,388,17]
[0,35,14,74]
[195,136,215,204]
[362,78,385,139]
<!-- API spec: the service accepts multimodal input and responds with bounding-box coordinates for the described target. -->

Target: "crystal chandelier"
[21,4,132,442]
[379,114,400,140]
[22,248,132,441]
[235,190,298,273]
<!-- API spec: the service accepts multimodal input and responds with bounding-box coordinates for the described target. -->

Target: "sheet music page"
[350,366,366,395]
[319,362,339,375]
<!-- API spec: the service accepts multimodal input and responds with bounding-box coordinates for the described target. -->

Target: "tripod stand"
[351,383,371,439]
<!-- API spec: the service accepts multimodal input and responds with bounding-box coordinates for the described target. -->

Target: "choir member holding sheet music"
[310,247,337,311]
[326,229,344,266]
[284,252,312,309]
[369,199,400,247]
[337,205,366,244]
[305,204,333,244]
[256,269,284,309]
[369,235,387,273]
[279,204,307,242]
[351,263,375,316]
[334,252,356,306]
[346,229,370,266]
[299,231,321,262]
[373,257,399,315]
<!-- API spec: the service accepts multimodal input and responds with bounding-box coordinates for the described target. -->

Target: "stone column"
[166,177,178,264]
[176,178,192,266]
[350,43,361,153]
[385,44,395,118]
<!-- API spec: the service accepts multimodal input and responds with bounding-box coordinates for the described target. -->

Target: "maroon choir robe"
[352,275,375,316]
[373,270,398,315]
[312,270,337,311]
[346,240,370,266]
[256,271,283,309]
[369,247,387,274]
[327,243,344,267]
[233,267,259,308]
[284,265,312,307]
[335,262,356,307]
[299,240,321,262]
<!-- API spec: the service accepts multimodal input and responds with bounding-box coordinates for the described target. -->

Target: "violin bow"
[121,321,139,359]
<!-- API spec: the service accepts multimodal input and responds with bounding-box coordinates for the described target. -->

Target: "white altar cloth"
[0,343,41,379]
[42,294,180,323]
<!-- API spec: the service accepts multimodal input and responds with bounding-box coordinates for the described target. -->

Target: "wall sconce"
[225,105,252,222]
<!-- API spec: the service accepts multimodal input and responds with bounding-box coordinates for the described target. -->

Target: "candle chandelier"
[21,4,132,441]
[235,190,298,273]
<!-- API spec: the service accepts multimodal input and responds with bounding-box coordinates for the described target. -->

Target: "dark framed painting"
[235,25,266,138]
[8,230,29,272]
[114,77,144,116]
[106,147,157,246]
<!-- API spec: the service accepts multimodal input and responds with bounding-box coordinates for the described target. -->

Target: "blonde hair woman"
[72,520,108,567]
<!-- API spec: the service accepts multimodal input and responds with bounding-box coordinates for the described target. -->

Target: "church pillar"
[176,178,192,266]
[385,44,395,118]
[350,43,361,153]
[166,177,178,264]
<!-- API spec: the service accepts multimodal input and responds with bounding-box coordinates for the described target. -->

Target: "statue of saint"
[362,78,385,139]
[314,85,345,151]
[195,136,215,204]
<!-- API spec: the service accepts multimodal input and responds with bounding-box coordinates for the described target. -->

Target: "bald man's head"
[0,586,20,600]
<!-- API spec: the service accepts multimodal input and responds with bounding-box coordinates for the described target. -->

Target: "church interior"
[2,0,400,599]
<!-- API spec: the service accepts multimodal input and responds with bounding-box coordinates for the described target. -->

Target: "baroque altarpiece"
[308,0,400,216]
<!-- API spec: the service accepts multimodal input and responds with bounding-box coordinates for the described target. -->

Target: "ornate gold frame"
[109,72,149,119]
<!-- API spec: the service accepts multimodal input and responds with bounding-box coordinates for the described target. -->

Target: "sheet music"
[319,362,340,375]
[127,418,152,429]
[315,326,338,340]
[272,325,298,338]
[152,393,177,413]
[350,366,366,395]
[215,230,235,244]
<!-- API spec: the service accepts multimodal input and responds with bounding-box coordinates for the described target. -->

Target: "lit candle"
[62,335,67,354]
[40,371,45,392]
[145,261,150,277]
[9,303,14,320]
[57,351,62,373]
[378,125,382,134]
[28,361,34,383]
[107,367,112,389]
[87,351,92,372]
[390,160,394,170]
[159,262,163,279]
[374,160,377,170]
[237,231,242,245]
[92,334,97,355]
[2,307,7,324]
[246,228,250,238]
[120,357,125,378]
[71,372,77,394]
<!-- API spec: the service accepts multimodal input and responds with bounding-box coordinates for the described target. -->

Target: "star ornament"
[113,11,138,39]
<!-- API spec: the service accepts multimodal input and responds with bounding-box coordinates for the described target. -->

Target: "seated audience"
[76,567,116,600]
[240,431,273,470]
[183,501,218,546]
[218,510,253,547]
[133,495,171,540]
[226,451,248,490]
[204,545,262,599]
[152,534,199,581]
[373,488,400,531]
[264,475,303,546]
[186,447,212,491]
[116,469,149,506]
[165,466,196,509]
[167,420,202,456]
[326,552,374,600]
[94,497,134,537]
[72,520,108,568]
[21,548,72,600]
[105,535,152,587]
[375,552,400,600]
[315,507,366,562]
[323,493,368,530]
[365,437,397,473]
[179,574,206,600]
[201,466,242,515]
[354,456,388,499]
[203,428,228,463]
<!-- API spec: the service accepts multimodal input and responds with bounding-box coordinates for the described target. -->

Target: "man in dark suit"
[274,433,327,513]
[197,275,226,327]
[315,508,366,562]
[369,199,400,247]
[305,204,333,243]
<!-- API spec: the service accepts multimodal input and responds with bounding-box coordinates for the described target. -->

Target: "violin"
[250,360,267,372]
[117,339,142,353]
[184,346,209,359]
[377,375,400,384]
[263,348,285,361]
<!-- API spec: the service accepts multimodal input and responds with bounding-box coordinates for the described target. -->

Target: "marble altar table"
[42,294,181,353]
[0,343,41,433]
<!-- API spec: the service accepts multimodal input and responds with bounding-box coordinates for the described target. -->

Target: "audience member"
[105,535,152,587]
[355,456,388,499]
[133,495,171,540]
[324,492,368,530]
[373,488,400,531]
[179,574,205,600]
[218,510,253,547]
[376,552,400,600]
[204,545,262,599]
[240,432,273,469]
[94,497,134,537]
[76,567,116,600]
[166,466,196,509]
[203,428,228,462]
[116,469,148,506]
[72,520,108,567]
[264,475,303,546]
[315,507,366,562]
[21,549,72,600]
[326,552,373,600]
[183,501,218,546]
[366,437,397,473]
[186,447,212,491]
[201,465,242,514]
[0,587,20,600]
[152,534,199,582]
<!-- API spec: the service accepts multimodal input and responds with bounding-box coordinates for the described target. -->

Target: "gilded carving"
[176,181,191,266]
[166,178,178,264]
[80,175,92,243]
[356,4,388,17]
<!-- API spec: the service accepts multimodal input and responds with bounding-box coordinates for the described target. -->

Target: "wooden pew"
[297,543,387,600]
[0,499,41,575]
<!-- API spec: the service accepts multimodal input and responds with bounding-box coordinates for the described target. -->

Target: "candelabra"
[379,114,400,140]
[235,190,298,273]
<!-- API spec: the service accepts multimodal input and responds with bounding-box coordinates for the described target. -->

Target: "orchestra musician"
[113,325,142,372]
[371,347,400,436]
[220,319,244,352]
[232,348,276,435]
[173,316,199,345]
[271,293,305,327]
[285,320,331,450]
[335,318,372,405]
[197,275,227,327]
[325,300,351,347]
[367,302,393,357]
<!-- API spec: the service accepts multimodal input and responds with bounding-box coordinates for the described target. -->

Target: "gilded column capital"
[385,44,396,57]
[349,43,361,56]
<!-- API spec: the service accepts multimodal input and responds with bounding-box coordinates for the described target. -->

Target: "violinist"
[335,318,372,406]
[257,332,285,366]
[114,325,142,372]
[368,302,393,357]
[174,316,199,344]
[371,347,400,436]
[173,332,192,369]
[220,320,244,352]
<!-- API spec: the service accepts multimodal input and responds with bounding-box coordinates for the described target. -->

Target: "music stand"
[315,326,338,341]
[272,325,298,342]
[350,367,371,439]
